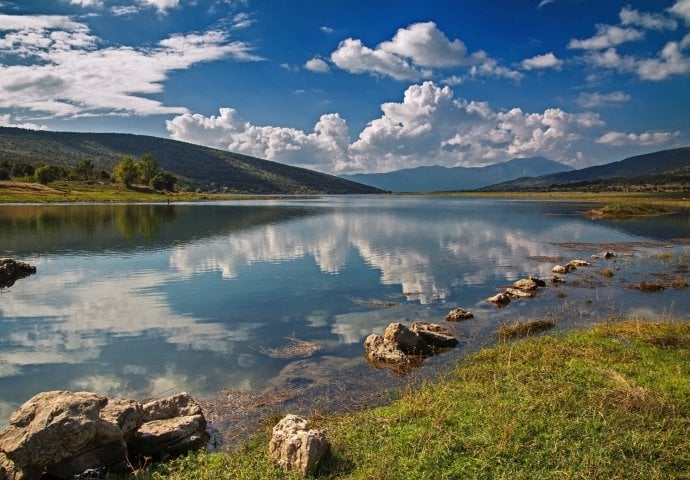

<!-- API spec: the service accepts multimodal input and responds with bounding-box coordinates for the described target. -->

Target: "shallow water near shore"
[0,196,688,438]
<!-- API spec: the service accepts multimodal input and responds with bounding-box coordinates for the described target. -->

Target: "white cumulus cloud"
[70,0,103,7]
[596,130,680,146]
[521,52,563,70]
[583,38,690,81]
[331,37,430,80]
[378,21,468,68]
[140,0,179,13]
[304,57,331,73]
[330,21,519,82]
[166,108,351,172]
[670,0,690,24]
[636,38,690,80]
[167,81,605,174]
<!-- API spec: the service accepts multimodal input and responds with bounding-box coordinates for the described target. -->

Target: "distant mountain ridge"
[0,127,380,194]
[340,157,573,192]
[483,147,690,190]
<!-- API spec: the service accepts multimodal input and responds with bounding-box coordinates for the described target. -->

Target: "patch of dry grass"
[496,319,556,340]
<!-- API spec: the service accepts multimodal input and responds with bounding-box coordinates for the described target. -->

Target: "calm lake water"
[1,196,689,429]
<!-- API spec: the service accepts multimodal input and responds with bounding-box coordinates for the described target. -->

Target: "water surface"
[1,197,688,429]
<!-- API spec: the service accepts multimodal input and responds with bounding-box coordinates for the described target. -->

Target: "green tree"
[0,161,10,181]
[73,159,95,181]
[138,153,159,185]
[12,163,35,178]
[112,155,138,187]
[34,164,62,184]
[150,171,177,192]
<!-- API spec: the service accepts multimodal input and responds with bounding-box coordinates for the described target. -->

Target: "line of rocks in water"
[361,251,625,373]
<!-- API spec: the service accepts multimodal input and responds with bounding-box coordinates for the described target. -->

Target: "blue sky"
[1,0,689,174]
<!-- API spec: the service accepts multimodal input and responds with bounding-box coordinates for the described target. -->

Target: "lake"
[1,196,688,433]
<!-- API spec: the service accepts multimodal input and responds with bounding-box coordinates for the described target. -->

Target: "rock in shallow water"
[444,308,473,322]
[0,258,36,289]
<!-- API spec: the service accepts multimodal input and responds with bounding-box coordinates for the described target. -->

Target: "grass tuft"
[496,319,556,340]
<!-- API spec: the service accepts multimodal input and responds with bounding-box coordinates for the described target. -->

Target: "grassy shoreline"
[130,318,690,479]
[0,181,319,203]
[2,180,689,206]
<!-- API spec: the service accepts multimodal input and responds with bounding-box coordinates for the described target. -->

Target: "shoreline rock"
[268,414,330,475]
[0,391,207,480]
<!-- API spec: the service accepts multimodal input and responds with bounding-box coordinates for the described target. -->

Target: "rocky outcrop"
[0,259,36,289]
[444,308,473,322]
[268,415,330,475]
[604,251,617,259]
[364,322,458,371]
[0,391,207,480]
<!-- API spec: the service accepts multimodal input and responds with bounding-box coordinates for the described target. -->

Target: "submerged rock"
[512,278,539,291]
[444,307,474,322]
[552,264,576,274]
[268,414,330,475]
[0,391,207,480]
[410,322,458,349]
[486,292,511,307]
[0,258,36,289]
[504,287,533,299]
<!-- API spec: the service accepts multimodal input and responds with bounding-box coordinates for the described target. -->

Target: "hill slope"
[0,127,380,194]
[484,147,690,191]
[340,157,572,192]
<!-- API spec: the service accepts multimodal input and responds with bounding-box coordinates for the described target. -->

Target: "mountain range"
[340,157,573,192]
[1,127,688,194]
[483,147,690,191]
[0,127,379,194]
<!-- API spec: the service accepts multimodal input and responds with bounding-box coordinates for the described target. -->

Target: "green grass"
[584,202,671,218]
[0,181,317,203]
[125,319,690,480]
